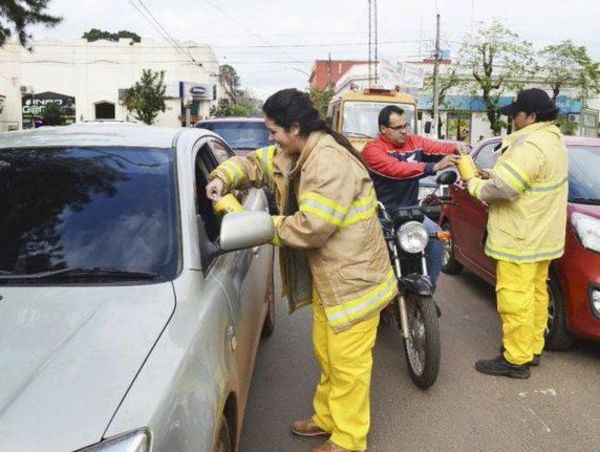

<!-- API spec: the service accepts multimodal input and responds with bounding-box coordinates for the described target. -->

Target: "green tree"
[539,40,600,100]
[123,69,167,125]
[0,0,61,49]
[211,64,262,117]
[555,116,578,136]
[457,20,538,135]
[41,101,65,126]
[424,66,461,109]
[309,87,334,117]
[218,64,242,103]
[82,28,141,43]
[210,99,251,118]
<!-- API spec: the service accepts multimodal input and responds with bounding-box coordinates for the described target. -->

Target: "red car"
[440,136,600,349]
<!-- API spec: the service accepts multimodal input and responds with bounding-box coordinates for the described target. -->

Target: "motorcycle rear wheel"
[402,293,440,390]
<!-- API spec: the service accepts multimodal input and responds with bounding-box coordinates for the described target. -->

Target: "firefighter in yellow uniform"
[206,89,397,452]
[465,89,568,379]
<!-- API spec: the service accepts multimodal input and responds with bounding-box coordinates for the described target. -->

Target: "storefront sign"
[21,91,76,128]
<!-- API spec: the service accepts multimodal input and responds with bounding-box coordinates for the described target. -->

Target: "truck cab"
[327,87,418,151]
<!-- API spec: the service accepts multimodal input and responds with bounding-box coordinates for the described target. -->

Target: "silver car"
[0,123,276,452]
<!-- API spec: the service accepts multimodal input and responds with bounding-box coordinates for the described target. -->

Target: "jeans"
[423,216,443,292]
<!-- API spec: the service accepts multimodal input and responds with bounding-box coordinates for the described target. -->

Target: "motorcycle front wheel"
[402,293,440,390]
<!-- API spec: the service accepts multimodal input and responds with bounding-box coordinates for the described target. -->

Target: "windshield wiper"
[344,131,372,138]
[569,197,600,205]
[0,267,158,281]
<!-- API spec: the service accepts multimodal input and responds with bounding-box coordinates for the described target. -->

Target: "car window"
[474,143,500,169]
[568,146,600,201]
[0,146,179,283]
[210,138,234,164]
[194,143,222,272]
[199,121,271,150]
[210,137,248,204]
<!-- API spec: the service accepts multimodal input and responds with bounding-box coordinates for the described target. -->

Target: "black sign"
[22,91,76,128]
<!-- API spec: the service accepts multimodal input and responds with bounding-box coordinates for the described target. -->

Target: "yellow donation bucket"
[456,155,477,180]
[213,193,243,216]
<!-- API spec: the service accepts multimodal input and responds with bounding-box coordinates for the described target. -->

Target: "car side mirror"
[436,170,458,186]
[219,211,274,252]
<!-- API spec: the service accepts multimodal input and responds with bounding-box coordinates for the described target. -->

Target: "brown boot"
[291,419,329,437]
[312,440,363,452]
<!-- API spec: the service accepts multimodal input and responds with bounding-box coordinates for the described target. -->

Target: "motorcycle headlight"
[572,212,600,253]
[76,429,151,452]
[397,221,429,253]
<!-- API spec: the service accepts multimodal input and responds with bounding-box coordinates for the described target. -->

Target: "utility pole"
[432,13,441,138]
[374,0,378,85]
[367,0,379,86]
[327,52,332,90]
[368,0,372,86]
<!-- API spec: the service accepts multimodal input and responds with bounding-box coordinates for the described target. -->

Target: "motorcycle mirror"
[436,170,458,186]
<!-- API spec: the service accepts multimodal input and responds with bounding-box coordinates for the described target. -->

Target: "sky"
[29,0,600,99]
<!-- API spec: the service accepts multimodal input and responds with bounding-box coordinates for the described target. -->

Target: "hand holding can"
[456,155,478,180]
[213,193,243,216]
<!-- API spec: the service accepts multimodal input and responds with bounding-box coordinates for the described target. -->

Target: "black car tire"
[441,221,463,275]
[544,274,574,351]
[214,416,232,452]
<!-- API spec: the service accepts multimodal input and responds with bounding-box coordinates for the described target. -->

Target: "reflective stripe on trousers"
[311,287,378,451]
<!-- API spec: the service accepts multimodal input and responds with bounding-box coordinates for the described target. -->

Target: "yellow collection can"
[213,193,243,216]
[456,155,478,180]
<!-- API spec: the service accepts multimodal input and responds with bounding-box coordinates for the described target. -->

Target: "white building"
[0,38,221,131]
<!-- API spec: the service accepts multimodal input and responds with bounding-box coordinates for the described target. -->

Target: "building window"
[95,102,115,120]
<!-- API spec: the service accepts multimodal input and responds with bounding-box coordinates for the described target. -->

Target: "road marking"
[523,407,552,433]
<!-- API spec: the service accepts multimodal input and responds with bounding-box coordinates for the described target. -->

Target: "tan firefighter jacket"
[210,131,397,332]
[467,122,568,263]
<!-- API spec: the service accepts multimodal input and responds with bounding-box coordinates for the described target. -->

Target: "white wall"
[0,38,220,129]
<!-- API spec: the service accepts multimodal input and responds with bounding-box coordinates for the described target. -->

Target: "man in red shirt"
[363,105,467,292]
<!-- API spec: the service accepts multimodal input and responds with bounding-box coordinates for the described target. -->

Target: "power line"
[203,0,317,74]
[124,0,203,71]
[212,40,427,49]
[134,0,200,64]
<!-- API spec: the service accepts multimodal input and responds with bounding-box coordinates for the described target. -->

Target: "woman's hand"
[206,178,225,201]
[477,169,491,180]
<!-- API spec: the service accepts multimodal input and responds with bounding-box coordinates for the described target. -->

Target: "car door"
[205,137,271,397]
[452,141,499,282]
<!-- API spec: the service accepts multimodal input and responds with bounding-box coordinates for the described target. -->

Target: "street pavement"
[240,267,600,452]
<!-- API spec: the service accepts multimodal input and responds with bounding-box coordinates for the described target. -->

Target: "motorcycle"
[378,170,458,389]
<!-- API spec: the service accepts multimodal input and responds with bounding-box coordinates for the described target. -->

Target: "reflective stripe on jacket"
[210,131,397,332]
[467,122,568,263]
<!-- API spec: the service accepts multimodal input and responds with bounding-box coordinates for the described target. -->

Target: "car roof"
[0,123,218,149]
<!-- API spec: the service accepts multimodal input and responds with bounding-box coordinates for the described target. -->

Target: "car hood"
[569,202,600,219]
[0,283,175,451]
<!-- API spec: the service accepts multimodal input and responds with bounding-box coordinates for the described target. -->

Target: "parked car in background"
[195,117,272,156]
[440,136,600,350]
[0,123,276,452]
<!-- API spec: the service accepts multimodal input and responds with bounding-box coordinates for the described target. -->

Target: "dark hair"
[536,109,558,122]
[262,88,364,165]
[378,105,406,128]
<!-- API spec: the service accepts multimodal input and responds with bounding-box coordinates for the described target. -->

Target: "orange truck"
[327,87,418,151]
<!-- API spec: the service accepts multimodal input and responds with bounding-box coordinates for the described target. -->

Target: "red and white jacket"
[362,134,456,208]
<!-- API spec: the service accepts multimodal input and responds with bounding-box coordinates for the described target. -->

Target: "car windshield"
[342,101,415,138]
[568,146,600,202]
[0,146,178,283]
[199,121,271,149]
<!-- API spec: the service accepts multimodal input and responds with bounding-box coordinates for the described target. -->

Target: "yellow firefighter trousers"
[496,260,551,365]
[311,289,379,451]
